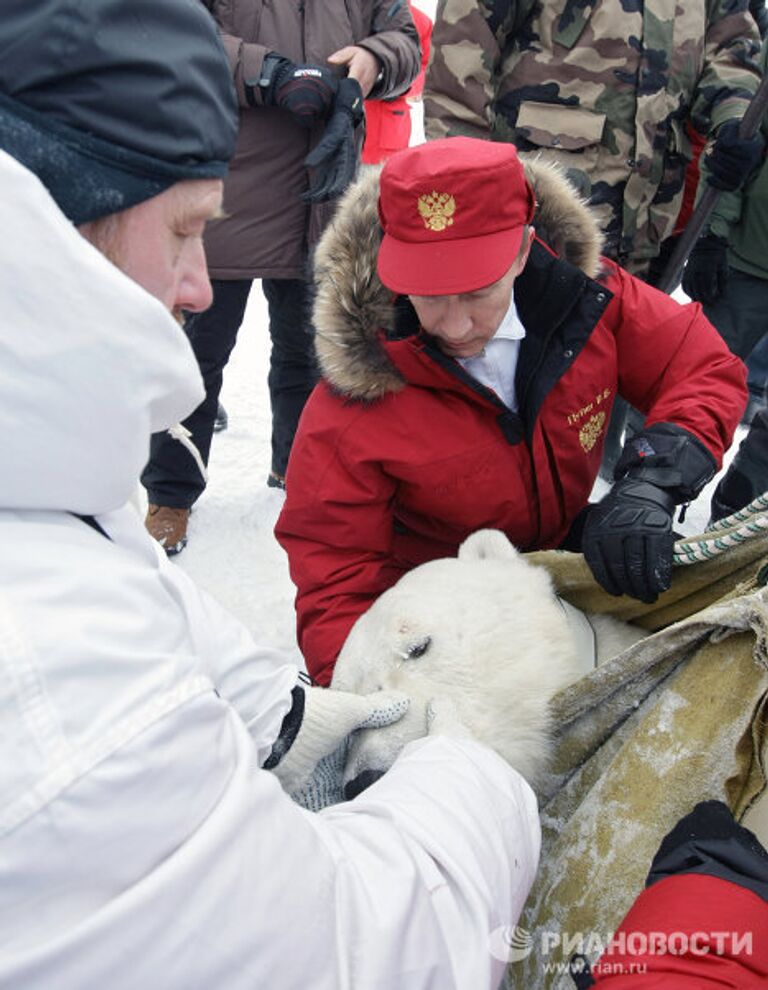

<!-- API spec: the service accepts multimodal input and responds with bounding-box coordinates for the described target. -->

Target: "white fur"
[591,613,646,665]
[333,532,578,787]
[333,530,643,790]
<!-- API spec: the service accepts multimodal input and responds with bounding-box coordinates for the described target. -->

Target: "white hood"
[0,158,542,990]
[0,151,204,514]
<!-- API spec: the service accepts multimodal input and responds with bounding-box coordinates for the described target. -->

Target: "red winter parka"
[586,874,768,986]
[361,4,433,164]
[275,162,747,685]
[584,800,768,988]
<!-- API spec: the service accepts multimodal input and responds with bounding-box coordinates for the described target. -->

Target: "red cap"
[377,137,536,296]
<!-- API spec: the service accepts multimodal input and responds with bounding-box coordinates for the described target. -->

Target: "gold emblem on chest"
[579,411,606,452]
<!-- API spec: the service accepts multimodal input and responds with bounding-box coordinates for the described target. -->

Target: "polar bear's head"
[331,529,583,797]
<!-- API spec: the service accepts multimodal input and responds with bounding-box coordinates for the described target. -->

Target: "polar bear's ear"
[458,529,519,562]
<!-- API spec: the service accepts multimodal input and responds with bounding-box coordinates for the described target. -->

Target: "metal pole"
[655,72,768,295]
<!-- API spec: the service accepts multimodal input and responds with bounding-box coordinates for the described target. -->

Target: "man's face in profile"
[79,178,223,318]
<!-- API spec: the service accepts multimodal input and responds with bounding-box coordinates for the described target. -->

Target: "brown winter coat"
[200,0,420,279]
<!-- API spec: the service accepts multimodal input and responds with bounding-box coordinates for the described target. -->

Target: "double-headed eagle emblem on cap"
[418,191,456,231]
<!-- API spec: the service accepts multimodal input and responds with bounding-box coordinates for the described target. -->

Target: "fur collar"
[313,156,604,401]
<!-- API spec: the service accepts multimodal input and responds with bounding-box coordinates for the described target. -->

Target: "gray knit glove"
[268,685,410,795]
[291,742,348,810]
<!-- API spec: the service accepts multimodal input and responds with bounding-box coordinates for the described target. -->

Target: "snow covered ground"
[158,293,306,667]
[140,0,746,667]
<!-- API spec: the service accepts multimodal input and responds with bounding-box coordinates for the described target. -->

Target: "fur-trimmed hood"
[313,156,605,402]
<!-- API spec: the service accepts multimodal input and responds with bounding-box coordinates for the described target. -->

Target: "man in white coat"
[0,1,540,988]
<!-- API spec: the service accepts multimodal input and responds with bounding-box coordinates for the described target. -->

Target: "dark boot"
[213,400,228,433]
[267,471,286,491]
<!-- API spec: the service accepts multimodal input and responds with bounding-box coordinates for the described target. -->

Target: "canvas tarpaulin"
[506,519,768,988]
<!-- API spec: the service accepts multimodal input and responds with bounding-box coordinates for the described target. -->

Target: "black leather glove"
[681,233,729,304]
[583,423,716,603]
[612,422,717,496]
[303,77,364,202]
[704,119,765,192]
[256,53,338,128]
[582,477,676,603]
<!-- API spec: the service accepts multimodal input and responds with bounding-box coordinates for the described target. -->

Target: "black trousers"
[703,268,768,364]
[142,276,318,508]
[711,406,768,522]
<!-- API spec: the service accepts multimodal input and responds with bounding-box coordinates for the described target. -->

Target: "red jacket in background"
[673,125,707,236]
[361,4,432,164]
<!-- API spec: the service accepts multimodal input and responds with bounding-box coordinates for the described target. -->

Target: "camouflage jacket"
[424,0,762,272]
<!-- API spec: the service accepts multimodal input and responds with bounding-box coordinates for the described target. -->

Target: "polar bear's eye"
[402,636,431,660]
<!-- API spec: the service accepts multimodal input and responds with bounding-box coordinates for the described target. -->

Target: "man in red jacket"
[570,800,768,987]
[361,3,433,164]
[275,137,748,686]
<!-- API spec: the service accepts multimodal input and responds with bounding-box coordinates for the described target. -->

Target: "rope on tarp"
[673,493,768,565]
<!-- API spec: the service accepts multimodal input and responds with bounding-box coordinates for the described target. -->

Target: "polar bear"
[331,529,642,797]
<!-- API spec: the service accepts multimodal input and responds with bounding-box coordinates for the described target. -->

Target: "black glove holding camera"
[582,423,716,603]
[303,77,364,203]
[681,233,730,305]
[251,52,338,128]
[704,118,765,192]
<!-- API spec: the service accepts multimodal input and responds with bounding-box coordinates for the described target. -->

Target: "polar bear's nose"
[344,769,385,800]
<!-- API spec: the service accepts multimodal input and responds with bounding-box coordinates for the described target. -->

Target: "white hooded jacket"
[0,151,541,989]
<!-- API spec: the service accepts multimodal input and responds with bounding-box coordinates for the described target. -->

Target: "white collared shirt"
[457,293,526,411]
